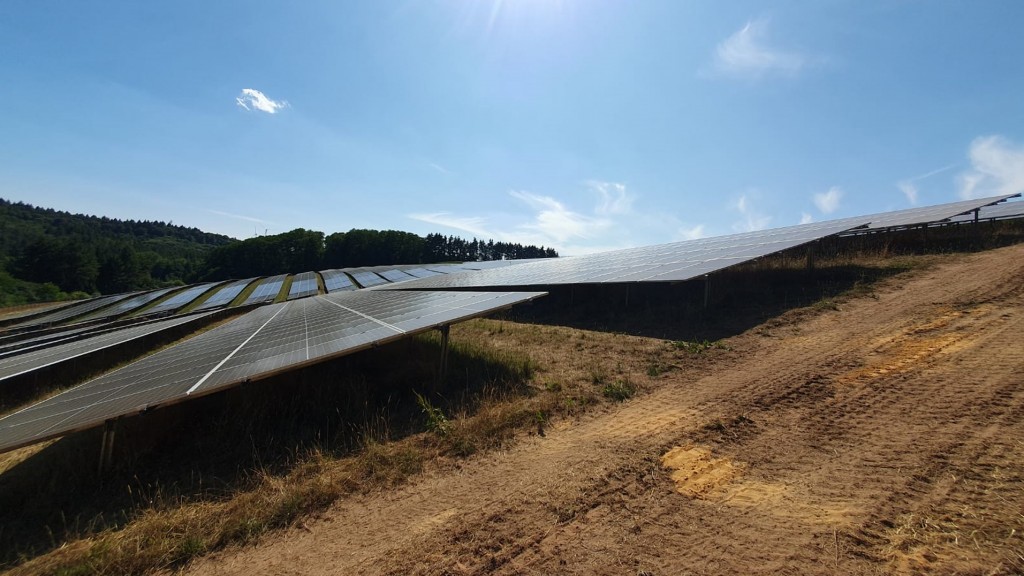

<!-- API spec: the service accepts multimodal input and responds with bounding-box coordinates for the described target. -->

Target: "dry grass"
[4,321,691,576]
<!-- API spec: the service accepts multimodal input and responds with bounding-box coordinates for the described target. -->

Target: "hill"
[0,199,233,304]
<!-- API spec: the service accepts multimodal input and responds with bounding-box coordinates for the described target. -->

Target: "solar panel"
[0,290,545,454]
[141,283,219,316]
[0,302,74,324]
[461,259,547,270]
[319,270,357,293]
[193,278,256,311]
[949,200,1024,222]
[9,293,139,328]
[0,311,216,383]
[424,264,476,274]
[0,323,104,356]
[240,275,287,305]
[287,272,320,300]
[402,267,443,279]
[377,269,417,283]
[852,194,1019,231]
[348,269,389,288]
[381,218,869,290]
[75,288,179,323]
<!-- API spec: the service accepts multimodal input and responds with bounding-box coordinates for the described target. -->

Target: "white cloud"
[236,88,289,114]
[800,212,814,224]
[713,19,807,78]
[813,186,843,214]
[407,212,492,238]
[587,180,635,216]
[676,224,706,241]
[509,190,612,244]
[897,181,919,205]
[409,182,656,255]
[957,135,1024,199]
[731,194,772,232]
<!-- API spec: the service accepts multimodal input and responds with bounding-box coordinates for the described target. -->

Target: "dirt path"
[188,245,1024,575]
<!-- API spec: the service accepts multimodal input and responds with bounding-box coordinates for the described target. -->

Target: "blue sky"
[3,1,1023,255]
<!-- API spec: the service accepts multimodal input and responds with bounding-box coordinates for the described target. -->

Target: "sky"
[3,1,1024,255]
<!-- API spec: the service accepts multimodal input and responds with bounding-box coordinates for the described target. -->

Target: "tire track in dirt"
[187,244,1024,576]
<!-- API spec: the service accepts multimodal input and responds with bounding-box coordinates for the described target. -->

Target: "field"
[2,242,1023,575]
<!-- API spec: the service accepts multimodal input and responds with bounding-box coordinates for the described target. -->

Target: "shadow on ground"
[0,335,531,569]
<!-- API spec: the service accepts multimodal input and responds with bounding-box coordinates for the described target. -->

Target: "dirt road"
[188,245,1024,575]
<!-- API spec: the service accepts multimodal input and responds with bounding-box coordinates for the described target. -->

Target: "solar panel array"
[240,275,287,305]
[402,267,442,279]
[949,200,1024,222]
[348,269,389,288]
[0,312,216,383]
[287,272,320,300]
[0,291,545,453]
[320,269,357,292]
[10,293,138,328]
[377,269,416,283]
[0,323,102,356]
[141,283,218,316]
[76,288,179,323]
[850,194,1019,231]
[379,218,869,290]
[193,278,256,311]
[0,302,73,324]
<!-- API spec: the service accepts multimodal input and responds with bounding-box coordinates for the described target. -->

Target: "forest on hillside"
[0,199,557,305]
[198,229,557,280]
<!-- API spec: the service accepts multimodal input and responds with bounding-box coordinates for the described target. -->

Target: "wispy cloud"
[510,190,612,244]
[676,224,706,241]
[813,186,843,214]
[713,19,809,78]
[896,163,956,205]
[235,88,289,114]
[587,180,635,216]
[407,212,491,238]
[409,182,655,255]
[731,194,772,232]
[800,212,814,224]
[205,209,273,225]
[897,181,919,205]
[427,162,453,175]
[957,135,1024,199]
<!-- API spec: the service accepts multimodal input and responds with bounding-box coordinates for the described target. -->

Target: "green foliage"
[414,391,451,437]
[0,198,231,300]
[602,379,636,401]
[200,228,559,281]
[672,339,725,354]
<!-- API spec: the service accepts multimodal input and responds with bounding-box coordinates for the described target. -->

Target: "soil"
[187,244,1024,575]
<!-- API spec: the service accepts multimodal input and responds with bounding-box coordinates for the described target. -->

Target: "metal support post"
[703,275,711,309]
[98,418,118,475]
[437,324,451,385]
[806,242,816,272]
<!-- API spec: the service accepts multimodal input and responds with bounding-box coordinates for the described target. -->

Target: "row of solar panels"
[0,291,545,453]
[6,261,540,333]
[375,194,1022,291]
[0,193,1020,455]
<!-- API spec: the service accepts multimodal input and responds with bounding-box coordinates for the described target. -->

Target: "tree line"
[0,199,557,305]
[198,229,557,280]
